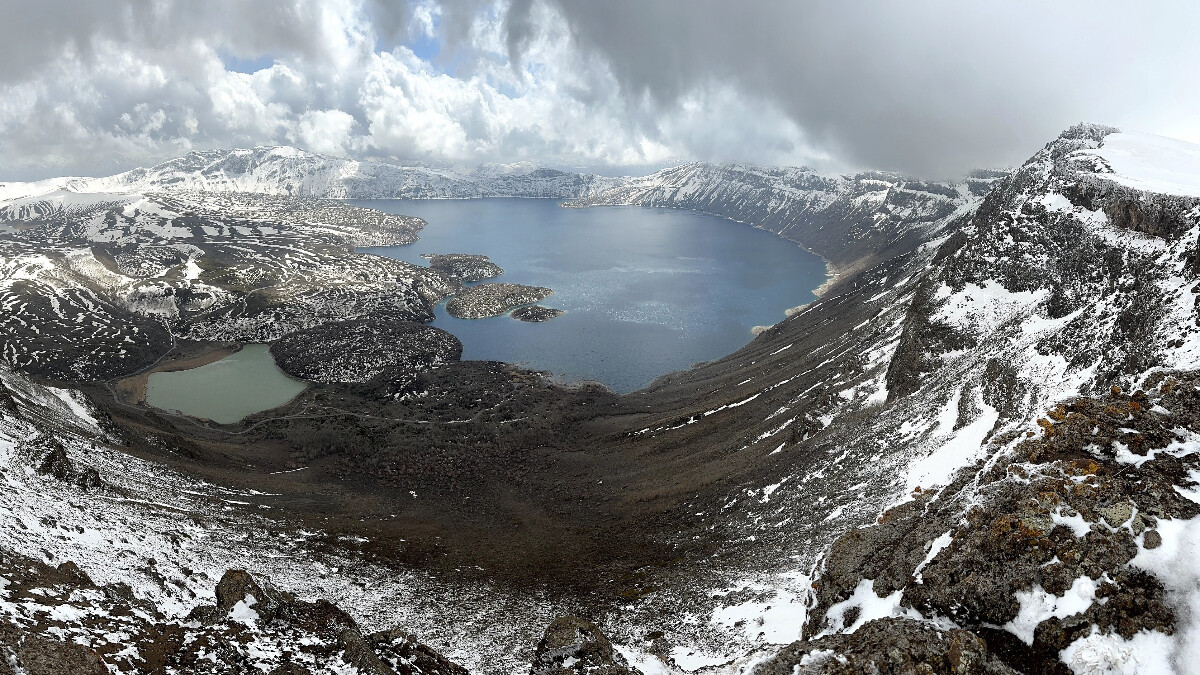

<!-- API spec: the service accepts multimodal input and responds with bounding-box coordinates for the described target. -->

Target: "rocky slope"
[558,124,1200,672]
[444,283,554,319]
[769,377,1200,674]
[0,550,470,675]
[0,190,455,381]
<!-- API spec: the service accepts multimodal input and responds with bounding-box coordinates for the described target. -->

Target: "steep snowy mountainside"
[0,146,629,201]
[568,161,1006,281]
[775,125,1200,670]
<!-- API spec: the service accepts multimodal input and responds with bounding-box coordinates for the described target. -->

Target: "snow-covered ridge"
[0,146,629,202]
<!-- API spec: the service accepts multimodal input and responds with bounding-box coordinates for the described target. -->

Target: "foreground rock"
[271,318,462,385]
[425,253,504,283]
[511,305,565,322]
[784,375,1200,674]
[756,618,1017,674]
[445,283,553,319]
[530,616,642,675]
[0,549,468,675]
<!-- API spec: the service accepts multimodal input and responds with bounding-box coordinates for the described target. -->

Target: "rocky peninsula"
[445,283,553,319]
[270,317,462,384]
[423,253,503,283]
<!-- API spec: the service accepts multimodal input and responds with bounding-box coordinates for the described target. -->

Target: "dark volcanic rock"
[213,569,294,623]
[511,305,564,322]
[33,438,105,491]
[36,443,74,482]
[0,546,467,674]
[530,616,642,675]
[4,633,111,675]
[884,278,974,401]
[271,318,462,384]
[756,618,1017,675]
[425,253,504,282]
[446,283,553,319]
[369,628,471,675]
[798,376,1200,674]
[0,379,18,415]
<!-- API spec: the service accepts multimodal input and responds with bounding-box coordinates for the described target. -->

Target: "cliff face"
[568,162,1006,280]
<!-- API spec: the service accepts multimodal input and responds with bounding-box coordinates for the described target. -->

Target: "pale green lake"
[145,344,308,424]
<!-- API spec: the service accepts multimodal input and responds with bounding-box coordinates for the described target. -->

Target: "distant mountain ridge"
[0,146,629,201]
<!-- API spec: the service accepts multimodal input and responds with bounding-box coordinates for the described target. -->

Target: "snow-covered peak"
[1078,130,1200,197]
[0,176,97,202]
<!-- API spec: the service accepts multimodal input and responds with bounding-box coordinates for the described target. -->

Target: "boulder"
[530,616,641,675]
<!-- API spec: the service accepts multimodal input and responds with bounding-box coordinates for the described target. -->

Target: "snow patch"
[1005,576,1100,645]
[1060,627,1175,675]
[907,400,998,491]
[1081,131,1200,198]
[821,579,919,635]
[710,574,810,646]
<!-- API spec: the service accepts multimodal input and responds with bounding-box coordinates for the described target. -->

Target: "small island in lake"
[511,305,565,322]
[423,253,503,282]
[446,283,553,319]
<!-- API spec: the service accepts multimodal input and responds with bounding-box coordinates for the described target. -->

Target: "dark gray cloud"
[0,1,350,83]
[503,0,534,72]
[524,0,1200,176]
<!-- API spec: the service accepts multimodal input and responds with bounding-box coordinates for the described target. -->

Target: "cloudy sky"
[2,0,1198,180]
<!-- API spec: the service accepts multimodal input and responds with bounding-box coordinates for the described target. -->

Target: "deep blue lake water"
[354,198,827,392]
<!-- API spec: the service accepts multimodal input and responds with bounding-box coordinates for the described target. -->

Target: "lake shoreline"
[354,197,838,322]
[115,341,243,406]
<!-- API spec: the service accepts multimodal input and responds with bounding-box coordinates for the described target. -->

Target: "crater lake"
[355,198,828,393]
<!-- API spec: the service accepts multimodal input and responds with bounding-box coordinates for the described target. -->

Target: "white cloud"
[296,109,358,156]
[0,0,842,179]
[4,0,1193,179]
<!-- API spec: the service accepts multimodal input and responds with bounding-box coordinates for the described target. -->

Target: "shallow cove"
[145,344,308,424]
[355,198,829,392]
